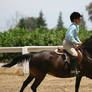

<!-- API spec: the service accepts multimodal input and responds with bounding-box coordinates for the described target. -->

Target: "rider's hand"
[78,42,82,46]
[73,45,78,49]
[58,47,61,50]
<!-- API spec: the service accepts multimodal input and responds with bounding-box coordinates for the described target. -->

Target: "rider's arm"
[66,26,79,45]
[75,36,80,42]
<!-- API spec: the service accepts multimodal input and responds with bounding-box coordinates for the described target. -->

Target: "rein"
[77,41,92,64]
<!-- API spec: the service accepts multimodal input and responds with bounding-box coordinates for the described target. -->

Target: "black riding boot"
[70,56,80,75]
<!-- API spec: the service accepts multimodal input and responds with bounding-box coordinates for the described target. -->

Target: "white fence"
[0,46,59,74]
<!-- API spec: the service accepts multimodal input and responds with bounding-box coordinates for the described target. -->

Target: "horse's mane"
[81,36,92,61]
[82,36,92,48]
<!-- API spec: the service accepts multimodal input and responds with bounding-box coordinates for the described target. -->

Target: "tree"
[80,16,86,30]
[17,18,26,29]
[17,17,37,31]
[16,11,47,31]
[57,12,64,30]
[24,17,37,31]
[37,11,47,28]
[86,2,92,22]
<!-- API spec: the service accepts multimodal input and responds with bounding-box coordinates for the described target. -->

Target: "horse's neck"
[81,49,92,72]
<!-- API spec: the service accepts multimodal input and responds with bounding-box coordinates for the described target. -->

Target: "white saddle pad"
[54,49,64,55]
[54,49,69,63]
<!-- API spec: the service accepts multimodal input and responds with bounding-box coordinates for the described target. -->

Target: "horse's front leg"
[75,75,82,92]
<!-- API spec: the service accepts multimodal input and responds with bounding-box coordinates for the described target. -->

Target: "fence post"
[22,47,29,74]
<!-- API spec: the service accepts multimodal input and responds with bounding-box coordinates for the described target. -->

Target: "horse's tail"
[2,53,32,67]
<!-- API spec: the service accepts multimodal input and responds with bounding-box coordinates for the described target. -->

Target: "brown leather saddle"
[57,47,83,64]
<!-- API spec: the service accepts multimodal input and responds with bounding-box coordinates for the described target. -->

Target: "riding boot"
[70,56,80,75]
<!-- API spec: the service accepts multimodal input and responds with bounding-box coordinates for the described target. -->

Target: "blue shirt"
[64,22,80,45]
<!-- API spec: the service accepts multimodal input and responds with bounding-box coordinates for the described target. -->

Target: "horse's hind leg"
[20,74,34,92]
[31,74,46,92]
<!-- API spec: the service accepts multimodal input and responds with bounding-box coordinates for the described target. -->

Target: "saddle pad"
[55,49,69,63]
[55,49,64,55]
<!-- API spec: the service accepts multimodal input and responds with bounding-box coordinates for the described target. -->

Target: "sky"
[0,0,92,32]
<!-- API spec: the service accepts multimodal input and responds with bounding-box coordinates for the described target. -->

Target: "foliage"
[57,12,64,30]
[86,2,92,22]
[16,11,47,31]
[17,17,37,32]
[80,16,86,30]
[36,11,47,28]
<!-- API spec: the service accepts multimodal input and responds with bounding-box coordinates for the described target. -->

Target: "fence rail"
[0,46,60,74]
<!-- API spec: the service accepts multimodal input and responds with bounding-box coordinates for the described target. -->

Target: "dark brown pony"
[2,36,92,92]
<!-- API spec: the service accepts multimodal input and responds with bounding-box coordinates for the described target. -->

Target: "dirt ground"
[0,67,92,92]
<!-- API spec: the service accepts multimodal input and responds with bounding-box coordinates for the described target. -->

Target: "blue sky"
[0,0,92,32]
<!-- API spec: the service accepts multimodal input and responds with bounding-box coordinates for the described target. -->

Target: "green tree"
[57,12,64,30]
[37,11,47,28]
[24,17,37,32]
[17,18,26,29]
[86,2,92,22]
[17,17,37,32]
[80,16,86,30]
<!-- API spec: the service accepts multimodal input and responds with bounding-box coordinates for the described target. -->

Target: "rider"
[63,12,82,75]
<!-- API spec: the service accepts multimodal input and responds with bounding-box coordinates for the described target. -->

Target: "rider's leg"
[66,47,79,74]
[63,40,79,75]
[70,56,78,74]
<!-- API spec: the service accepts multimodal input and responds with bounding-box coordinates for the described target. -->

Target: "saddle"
[55,46,83,64]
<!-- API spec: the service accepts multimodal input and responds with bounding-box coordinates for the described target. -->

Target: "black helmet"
[70,12,82,22]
